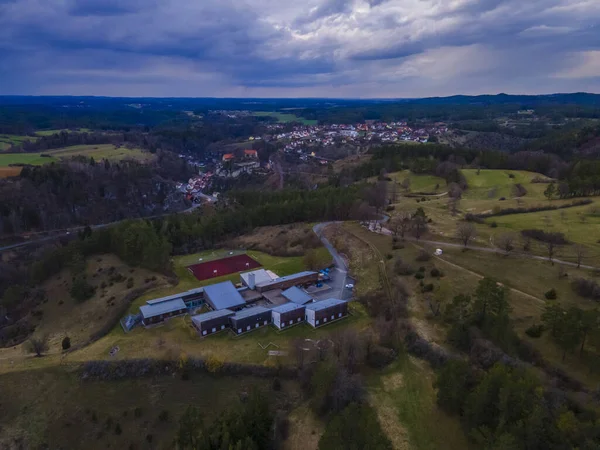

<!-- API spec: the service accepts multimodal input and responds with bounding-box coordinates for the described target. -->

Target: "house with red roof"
[244,149,258,159]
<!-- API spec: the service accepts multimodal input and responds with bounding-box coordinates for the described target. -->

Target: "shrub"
[385,205,395,212]
[490,221,498,228]
[499,197,506,201]
[386,253,393,260]
[272,378,282,391]
[571,278,600,300]
[126,278,134,289]
[115,423,122,435]
[418,267,425,272]
[421,283,434,293]
[366,345,396,368]
[521,229,569,245]
[70,275,96,302]
[134,407,143,418]
[525,324,545,338]
[394,258,414,276]
[465,213,485,224]
[158,410,169,422]
[544,288,557,300]
[416,250,431,262]
[415,272,425,280]
[392,243,404,250]
[430,268,442,278]
[62,336,71,350]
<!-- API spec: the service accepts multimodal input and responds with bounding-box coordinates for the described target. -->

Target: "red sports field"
[187,254,262,281]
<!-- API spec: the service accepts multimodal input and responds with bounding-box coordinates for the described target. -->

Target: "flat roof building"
[140,298,187,326]
[282,286,313,305]
[271,303,305,330]
[230,306,271,335]
[204,281,246,311]
[240,269,277,289]
[192,309,235,336]
[256,271,319,293]
[305,298,348,328]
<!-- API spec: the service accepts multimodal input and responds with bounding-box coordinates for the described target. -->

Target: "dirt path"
[415,243,546,306]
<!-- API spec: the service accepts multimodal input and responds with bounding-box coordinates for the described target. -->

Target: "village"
[175,119,450,203]
[266,121,449,151]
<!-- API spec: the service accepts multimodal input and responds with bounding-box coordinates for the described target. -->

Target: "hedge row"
[466,199,592,220]
[80,358,296,381]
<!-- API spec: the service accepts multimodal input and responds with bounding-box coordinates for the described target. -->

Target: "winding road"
[313,222,351,300]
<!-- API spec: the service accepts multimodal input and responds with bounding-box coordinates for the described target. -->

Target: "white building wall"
[272,311,281,328]
[305,308,316,327]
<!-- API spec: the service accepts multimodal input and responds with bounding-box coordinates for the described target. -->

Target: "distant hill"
[409,93,600,106]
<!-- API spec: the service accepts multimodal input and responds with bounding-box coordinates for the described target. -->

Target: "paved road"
[313,222,351,300]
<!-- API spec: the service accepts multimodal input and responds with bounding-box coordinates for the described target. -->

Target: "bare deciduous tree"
[496,233,516,256]
[575,244,586,269]
[400,177,411,191]
[25,335,49,357]
[426,295,442,317]
[456,222,477,248]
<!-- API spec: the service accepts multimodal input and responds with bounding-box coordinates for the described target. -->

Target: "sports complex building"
[137,254,349,336]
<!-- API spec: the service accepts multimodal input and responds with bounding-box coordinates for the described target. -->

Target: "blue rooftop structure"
[191,309,234,324]
[272,303,305,313]
[305,298,346,312]
[146,287,204,305]
[204,281,246,310]
[232,306,271,320]
[282,286,313,305]
[140,298,187,320]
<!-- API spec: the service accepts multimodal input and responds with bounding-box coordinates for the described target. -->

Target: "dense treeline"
[437,278,600,449]
[176,391,273,450]
[0,156,190,236]
[341,142,600,198]
[25,185,363,286]
[436,361,592,449]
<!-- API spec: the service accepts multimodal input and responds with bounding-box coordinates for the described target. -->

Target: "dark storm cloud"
[0,0,599,96]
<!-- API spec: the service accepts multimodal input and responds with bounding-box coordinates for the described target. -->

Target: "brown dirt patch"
[226,223,323,257]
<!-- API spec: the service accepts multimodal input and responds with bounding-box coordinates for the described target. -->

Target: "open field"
[0,166,24,177]
[462,169,552,200]
[0,145,153,169]
[0,367,297,449]
[381,170,447,194]
[34,128,92,136]
[253,111,317,126]
[0,153,57,166]
[46,144,153,162]
[0,134,38,151]
[369,357,471,450]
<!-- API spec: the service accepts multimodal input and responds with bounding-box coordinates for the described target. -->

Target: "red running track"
[187,254,262,281]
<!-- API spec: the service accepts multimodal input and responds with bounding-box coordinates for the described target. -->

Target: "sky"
[1,0,599,98]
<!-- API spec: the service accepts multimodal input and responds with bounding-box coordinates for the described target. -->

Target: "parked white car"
[434,249,443,256]
[345,283,354,289]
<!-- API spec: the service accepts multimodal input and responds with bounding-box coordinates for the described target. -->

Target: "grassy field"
[0,134,38,151]
[253,111,317,126]
[382,170,447,194]
[0,367,297,449]
[0,153,57,166]
[462,169,552,200]
[35,128,92,136]
[369,357,471,450]
[0,145,153,169]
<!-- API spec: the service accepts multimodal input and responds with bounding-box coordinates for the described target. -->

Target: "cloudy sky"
[1,0,599,97]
